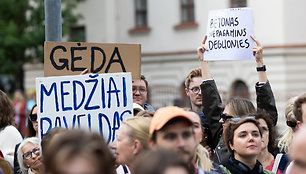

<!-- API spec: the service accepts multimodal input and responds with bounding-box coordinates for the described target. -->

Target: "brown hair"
[226,98,256,117]
[41,127,67,155]
[223,118,262,156]
[25,104,37,137]
[254,110,276,153]
[44,129,115,174]
[134,149,192,174]
[293,93,306,122]
[0,90,16,130]
[185,68,201,88]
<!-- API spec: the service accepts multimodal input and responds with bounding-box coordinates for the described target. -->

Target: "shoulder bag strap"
[272,153,283,173]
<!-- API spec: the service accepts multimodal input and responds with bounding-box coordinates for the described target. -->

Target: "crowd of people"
[1,36,306,174]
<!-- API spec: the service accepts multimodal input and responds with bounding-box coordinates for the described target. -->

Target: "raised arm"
[198,36,223,149]
[251,36,268,82]
[251,36,278,126]
[197,35,212,80]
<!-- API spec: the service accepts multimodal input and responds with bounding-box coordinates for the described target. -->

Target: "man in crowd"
[132,75,155,112]
[287,125,306,174]
[148,106,218,174]
[185,68,203,112]
[293,93,306,128]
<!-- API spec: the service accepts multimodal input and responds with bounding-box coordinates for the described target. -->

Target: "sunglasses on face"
[286,120,297,128]
[29,113,37,122]
[220,114,233,122]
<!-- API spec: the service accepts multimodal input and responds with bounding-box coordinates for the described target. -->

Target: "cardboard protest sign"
[205,8,255,61]
[44,42,141,80]
[36,72,133,144]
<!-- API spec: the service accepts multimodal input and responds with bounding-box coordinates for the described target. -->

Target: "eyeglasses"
[230,116,256,122]
[23,147,39,160]
[132,87,147,93]
[220,114,233,122]
[29,113,37,122]
[187,87,201,95]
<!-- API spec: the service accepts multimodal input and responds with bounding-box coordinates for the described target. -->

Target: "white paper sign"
[205,8,255,61]
[36,72,133,144]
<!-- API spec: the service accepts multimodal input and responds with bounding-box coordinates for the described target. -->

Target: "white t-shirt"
[0,125,23,167]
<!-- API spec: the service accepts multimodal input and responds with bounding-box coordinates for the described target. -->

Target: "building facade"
[25,0,306,130]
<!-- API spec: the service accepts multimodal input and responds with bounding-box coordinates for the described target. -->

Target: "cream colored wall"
[24,0,306,132]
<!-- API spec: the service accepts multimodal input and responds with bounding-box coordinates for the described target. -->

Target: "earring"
[27,165,30,168]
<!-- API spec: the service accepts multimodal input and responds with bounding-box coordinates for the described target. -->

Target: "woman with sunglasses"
[26,105,38,138]
[197,36,278,164]
[17,137,42,174]
[221,117,273,174]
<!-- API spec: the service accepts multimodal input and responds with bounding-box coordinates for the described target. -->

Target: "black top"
[221,156,264,174]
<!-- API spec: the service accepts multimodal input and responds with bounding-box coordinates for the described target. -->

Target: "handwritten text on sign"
[36,73,133,144]
[205,8,255,61]
[44,42,141,80]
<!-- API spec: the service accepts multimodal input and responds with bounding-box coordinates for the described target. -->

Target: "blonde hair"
[123,117,151,149]
[195,145,213,171]
[185,68,202,88]
[278,96,298,153]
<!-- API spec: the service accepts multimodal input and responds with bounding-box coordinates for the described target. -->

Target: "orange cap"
[149,106,193,136]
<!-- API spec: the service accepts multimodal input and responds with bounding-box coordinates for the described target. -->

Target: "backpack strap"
[272,153,283,173]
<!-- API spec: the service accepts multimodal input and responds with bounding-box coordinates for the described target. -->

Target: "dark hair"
[134,149,192,174]
[0,90,16,129]
[223,118,262,156]
[254,110,277,153]
[44,129,115,174]
[25,104,37,137]
[226,98,256,117]
[141,75,148,90]
[293,93,306,122]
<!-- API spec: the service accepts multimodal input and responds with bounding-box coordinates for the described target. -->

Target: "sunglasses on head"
[230,116,256,122]
[29,113,37,122]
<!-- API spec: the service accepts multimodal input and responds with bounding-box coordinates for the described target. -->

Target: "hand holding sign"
[205,8,255,61]
[197,35,208,62]
[251,36,264,67]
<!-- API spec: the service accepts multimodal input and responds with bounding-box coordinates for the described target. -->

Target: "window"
[230,0,247,8]
[181,0,195,22]
[135,0,148,27]
[230,80,250,99]
[70,26,86,42]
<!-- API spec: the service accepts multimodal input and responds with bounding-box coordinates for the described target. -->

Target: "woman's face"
[220,104,232,128]
[22,142,42,170]
[187,111,203,145]
[31,106,38,132]
[110,124,135,165]
[258,119,269,151]
[230,122,262,158]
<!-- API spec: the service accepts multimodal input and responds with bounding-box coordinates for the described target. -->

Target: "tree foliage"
[0,0,84,90]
